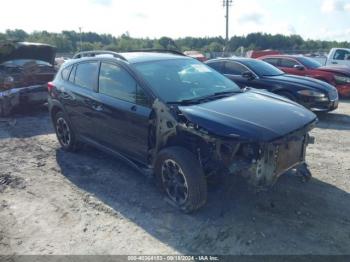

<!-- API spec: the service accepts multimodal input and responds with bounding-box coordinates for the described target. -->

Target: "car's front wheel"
[155,147,207,213]
[53,111,79,152]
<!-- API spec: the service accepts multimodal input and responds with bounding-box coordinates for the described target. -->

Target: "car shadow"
[0,104,54,139]
[316,111,350,131]
[56,148,350,255]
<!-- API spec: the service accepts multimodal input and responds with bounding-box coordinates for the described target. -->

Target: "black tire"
[53,111,79,152]
[0,99,12,117]
[155,147,207,213]
[277,91,297,102]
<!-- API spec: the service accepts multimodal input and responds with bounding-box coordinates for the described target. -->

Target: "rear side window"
[263,58,279,66]
[224,62,247,75]
[74,62,99,90]
[280,59,299,68]
[61,65,72,81]
[98,63,137,103]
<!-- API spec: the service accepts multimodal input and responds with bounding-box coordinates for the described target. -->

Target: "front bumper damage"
[227,132,315,187]
[150,99,317,188]
[0,85,48,116]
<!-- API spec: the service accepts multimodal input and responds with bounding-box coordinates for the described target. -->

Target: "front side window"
[98,63,137,103]
[296,57,321,69]
[134,59,241,103]
[74,62,99,90]
[280,58,299,68]
[241,60,284,77]
[224,62,247,75]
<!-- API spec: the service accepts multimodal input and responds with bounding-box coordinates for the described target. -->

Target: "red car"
[183,51,207,62]
[259,55,350,97]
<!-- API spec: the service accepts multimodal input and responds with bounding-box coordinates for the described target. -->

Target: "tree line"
[1,29,349,55]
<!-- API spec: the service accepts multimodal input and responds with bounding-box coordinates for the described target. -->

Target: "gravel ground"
[0,101,350,255]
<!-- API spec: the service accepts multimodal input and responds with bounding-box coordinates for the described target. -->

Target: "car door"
[93,62,152,163]
[279,58,305,76]
[329,49,350,66]
[59,61,100,140]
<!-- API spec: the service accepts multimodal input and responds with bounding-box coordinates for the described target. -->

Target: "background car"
[206,58,339,112]
[259,55,350,97]
[0,41,56,116]
[183,50,207,62]
[48,50,316,212]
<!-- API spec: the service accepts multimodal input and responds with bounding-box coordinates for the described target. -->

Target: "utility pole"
[223,0,233,54]
[79,27,82,51]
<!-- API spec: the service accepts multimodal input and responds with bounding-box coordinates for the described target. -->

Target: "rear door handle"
[130,105,137,112]
[61,91,72,100]
[92,104,103,112]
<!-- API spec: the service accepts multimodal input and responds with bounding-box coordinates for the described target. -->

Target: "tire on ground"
[53,111,79,152]
[155,146,207,213]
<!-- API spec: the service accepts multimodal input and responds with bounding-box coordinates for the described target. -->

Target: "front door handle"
[131,105,137,111]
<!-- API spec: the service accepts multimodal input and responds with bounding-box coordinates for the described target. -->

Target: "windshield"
[243,59,284,77]
[0,59,52,67]
[297,57,322,69]
[134,59,241,103]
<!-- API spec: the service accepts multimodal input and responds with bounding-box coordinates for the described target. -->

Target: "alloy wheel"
[161,159,189,205]
[56,117,71,147]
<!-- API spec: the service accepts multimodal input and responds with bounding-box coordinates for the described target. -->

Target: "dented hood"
[179,90,317,142]
[0,42,56,65]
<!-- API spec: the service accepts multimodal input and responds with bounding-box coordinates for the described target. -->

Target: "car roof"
[60,52,190,70]
[208,57,257,64]
[68,51,190,66]
[120,52,189,64]
[260,54,304,59]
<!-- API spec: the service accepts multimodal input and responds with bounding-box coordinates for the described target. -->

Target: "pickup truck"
[325,48,350,66]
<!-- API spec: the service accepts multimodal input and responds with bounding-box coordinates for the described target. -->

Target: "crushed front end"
[150,95,317,189]
[222,127,315,187]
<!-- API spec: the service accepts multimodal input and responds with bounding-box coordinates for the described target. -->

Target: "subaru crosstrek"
[48,50,317,212]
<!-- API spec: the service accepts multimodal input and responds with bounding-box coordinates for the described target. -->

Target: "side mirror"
[242,71,255,80]
[294,64,305,70]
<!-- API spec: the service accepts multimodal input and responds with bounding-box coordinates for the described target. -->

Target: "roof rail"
[130,49,186,56]
[72,50,127,61]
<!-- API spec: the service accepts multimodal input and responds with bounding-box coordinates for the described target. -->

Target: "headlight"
[297,90,326,98]
[334,75,350,84]
[3,76,14,89]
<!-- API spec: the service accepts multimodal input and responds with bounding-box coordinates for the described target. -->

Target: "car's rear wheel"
[54,111,79,151]
[155,147,207,213]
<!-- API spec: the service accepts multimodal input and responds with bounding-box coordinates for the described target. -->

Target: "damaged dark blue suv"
[48,50,317,212]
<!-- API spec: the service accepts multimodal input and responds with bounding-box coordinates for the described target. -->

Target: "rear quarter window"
[61,65,72,81]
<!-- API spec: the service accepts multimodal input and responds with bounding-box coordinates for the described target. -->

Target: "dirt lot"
[0,102,350,255]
